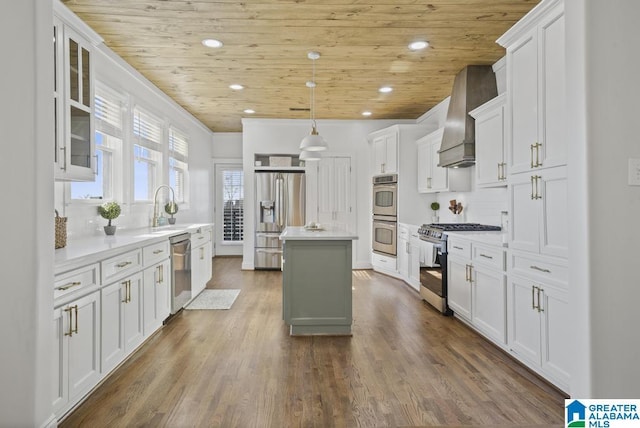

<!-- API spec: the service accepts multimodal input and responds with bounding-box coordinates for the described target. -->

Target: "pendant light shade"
[300,149,322,161]
[299,51,328,152]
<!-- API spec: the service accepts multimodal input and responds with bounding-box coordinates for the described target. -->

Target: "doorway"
[214,162,244,256]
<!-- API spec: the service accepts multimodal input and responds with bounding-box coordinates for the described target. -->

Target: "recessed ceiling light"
[229,84,244,90]
[244,109,255,114]
[362,111,372,117]
[408,41,429,51]
[202,39,223,48]
[379,86,393,94]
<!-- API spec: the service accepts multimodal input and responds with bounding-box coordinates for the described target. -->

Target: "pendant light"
[299,51,328,152]
[300,150,322,161]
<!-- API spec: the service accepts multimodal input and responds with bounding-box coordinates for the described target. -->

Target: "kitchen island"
[280,226,358,336]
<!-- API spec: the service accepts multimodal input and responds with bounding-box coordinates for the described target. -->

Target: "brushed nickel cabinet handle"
[537,288,544,313]
[64,306,74,336]
[57,281,81,291]
[453,245,464,250]
[531,175,536,199]
[153,249,163,254]
[531,286,537,310]
[72,305,78,335]
[535,143,542,167]
[116,261,132,268]
[479,254,493,260]
[530,265,551,273]
[530,144,535,168]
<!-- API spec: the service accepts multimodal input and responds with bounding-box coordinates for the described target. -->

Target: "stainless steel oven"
[372,174,397,220]
[372,217,397,256]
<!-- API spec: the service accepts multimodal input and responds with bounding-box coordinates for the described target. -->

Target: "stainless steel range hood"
[438,65,498,168]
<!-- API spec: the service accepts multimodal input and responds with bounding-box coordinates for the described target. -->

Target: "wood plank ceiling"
[62,0,540,132]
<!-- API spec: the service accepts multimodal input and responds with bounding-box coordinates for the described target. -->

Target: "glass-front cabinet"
[54,16,95,181]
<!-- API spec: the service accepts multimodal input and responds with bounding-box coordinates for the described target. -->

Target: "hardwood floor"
[61,257,566,427]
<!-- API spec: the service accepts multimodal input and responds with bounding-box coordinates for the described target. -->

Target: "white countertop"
[445,230,508,247]
[279,226,359,241]
[55,223,213,274]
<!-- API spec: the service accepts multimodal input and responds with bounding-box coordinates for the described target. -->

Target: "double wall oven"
[372,174,398,257]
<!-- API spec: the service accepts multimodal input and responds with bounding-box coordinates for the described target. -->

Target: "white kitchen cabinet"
[101,272,144,375]
[142,260,170,336]
[408,233,421,290]
[53,14,96,181]
[372,132,398,174]
[52,290,101,416]
[499,0,566,175]
[447,237,507,345]
[317,156,351,229]
[508,274,570,390]
[509,166,568,258]
[397,232,409,282]
[191,226,213,297]
[470,94,507,187]
[416,128,470,193]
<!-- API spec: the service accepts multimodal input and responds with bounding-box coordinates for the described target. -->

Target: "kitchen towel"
[420,242,439,267]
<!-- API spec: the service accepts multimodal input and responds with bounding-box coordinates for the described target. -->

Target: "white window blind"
[222,169,244,242]
[169,127,189,162]
[94,86,123,137]
[133,107,163,150]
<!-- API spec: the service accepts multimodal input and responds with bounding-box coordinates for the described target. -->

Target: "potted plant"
[164,201,178,225]
[98,201,121,235]
[430,201,440,223]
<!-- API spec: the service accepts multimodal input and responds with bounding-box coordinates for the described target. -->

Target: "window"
[70,84,123,201]
[222,169,244,242]
[133,107,163,201]
[168,127,189,203]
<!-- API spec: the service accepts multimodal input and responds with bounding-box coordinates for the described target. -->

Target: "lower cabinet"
[447,255,472,320]
[191,227,213,297]
[101,272,144,375]
[142,260,171,335]
[507,274,570,390]
[52,290,101,416]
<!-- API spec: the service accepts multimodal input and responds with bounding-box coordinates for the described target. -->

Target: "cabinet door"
[475,106,505,187]
[538,167,568,258]
[507,276,541,366]
[429,140,448,191]
[397,236,409,280]
[416,140,430,193]
[332,157,351,228]
[317,158,334,225]
[67,291,101,402]
[384,133,398,173]
[509,172,540,253]
[101,281,125,374]
[508,31,539,175]
[143,262,169,336]
[540,285,570,388]
[539,7,566,170]
[124,273,144,352]
[472,267,506,344]
[408,236,421,290]
[373,136,386,175]
[447,257,471,321]
[52,307,68,414]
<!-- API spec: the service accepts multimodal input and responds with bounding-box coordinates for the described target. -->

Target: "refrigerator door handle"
[275,174,284,228]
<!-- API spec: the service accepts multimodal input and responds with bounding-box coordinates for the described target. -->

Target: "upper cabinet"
[416,128,470,194]
[54,5,101,181]
[498,0,566,176]
[470,94,507,188]
[372,131,398,175]
[317,156,352,230]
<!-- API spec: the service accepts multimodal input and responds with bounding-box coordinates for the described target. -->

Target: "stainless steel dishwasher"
[170,233,192,313]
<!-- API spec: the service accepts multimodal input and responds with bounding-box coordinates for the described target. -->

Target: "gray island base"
[280,226,359,336]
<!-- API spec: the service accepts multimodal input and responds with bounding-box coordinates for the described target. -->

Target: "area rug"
[185,289,240,310]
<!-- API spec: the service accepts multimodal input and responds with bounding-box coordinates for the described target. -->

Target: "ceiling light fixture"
[229,84,244,90]
[362,111,372,117]
[244,109,255,114]
[408,41,429,51]
[379,86,393,94]
[299,51,328,152]
[201,39,223,48]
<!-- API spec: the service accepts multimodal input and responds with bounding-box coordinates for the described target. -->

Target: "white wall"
[568,0,640,398]
[55,38,214,238]
[212,132,243,158]
[0,1,55,426]
[241,118,410,269]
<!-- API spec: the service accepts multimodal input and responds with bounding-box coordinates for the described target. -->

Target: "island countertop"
[279,226,359,241]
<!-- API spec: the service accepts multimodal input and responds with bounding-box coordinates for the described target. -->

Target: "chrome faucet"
[152,185,176,227]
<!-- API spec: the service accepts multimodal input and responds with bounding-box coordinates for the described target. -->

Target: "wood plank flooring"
[61,257,566,427]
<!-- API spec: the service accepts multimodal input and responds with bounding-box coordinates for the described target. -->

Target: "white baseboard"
[40,414,57,428]
[241,261,254,270]
[353,261,373,270]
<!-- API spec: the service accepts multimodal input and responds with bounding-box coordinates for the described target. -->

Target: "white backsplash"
[434,186,507,227]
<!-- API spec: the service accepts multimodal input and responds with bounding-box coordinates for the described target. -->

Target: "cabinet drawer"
[191,227,212,245]
[510,251,568,288]
[398,225,410,240]
[101,249,142,284]
[472,244,505,271]
[372,252,396,270]
[54,263,100,304]
[448,238,471,259]
[143,240,170,267]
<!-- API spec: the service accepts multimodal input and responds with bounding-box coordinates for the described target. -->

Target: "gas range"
[417,223,502,244]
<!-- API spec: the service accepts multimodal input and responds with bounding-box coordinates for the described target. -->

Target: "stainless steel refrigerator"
[255,171,305,269]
